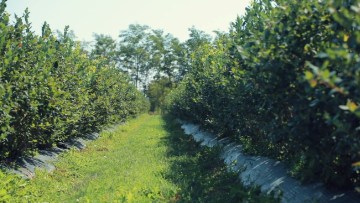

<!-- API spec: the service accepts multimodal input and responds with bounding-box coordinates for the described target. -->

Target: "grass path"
[1,114,278,202]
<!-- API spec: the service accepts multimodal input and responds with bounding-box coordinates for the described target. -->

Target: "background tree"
[118,24,151,89]
[169,37,188,81]
[91,34,117,66]
[185,27,212,52]
[147,77,173,113]
[148,30,179,81]
[181,27,212,77]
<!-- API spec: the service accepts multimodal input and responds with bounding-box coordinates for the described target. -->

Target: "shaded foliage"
[146,77,173,113]
[166,0,360,189]
[162,115,280,202]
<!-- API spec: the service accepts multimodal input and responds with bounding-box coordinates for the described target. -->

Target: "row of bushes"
[0,2,149,160]
[166,0,360,189]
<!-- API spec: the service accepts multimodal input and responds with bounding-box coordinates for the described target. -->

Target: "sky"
[6,0,252,42]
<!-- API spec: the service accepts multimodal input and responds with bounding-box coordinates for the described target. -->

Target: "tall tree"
[148,30,177,80]
[186,26,212,52]
[180,27,212,77]
[148,29,189,82]
[148,29,165,80]
[169,37,188,81]
[118,24,151,88]
[91,34,117,66]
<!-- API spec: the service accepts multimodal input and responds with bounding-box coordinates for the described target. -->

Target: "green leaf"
[316,52,328,58]
[0,189,7,196]
[347,100,358,112]
[339,100,359,112]
[321,69,330,80]
[304,71,314,80]
[306,62,319,74]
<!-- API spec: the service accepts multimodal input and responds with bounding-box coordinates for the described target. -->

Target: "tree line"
[89,25,212,112]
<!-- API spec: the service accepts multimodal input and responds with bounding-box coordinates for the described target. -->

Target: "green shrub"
[0,1,149,160]
[167,0,360,189]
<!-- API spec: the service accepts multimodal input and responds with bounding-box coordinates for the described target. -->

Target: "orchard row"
[0,1,148,160]
[167,0,360,189]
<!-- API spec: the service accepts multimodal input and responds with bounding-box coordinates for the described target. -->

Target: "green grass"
[0,114,279,202]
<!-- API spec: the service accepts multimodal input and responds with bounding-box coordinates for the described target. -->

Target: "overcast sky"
[6,0,252,42]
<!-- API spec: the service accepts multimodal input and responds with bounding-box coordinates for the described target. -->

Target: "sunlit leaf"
[309,79,317,88]
[305,71,314,80]
[347,100,359,112]
[352,162,360,167]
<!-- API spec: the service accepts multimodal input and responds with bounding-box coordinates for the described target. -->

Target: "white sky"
[6,0,252,42]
